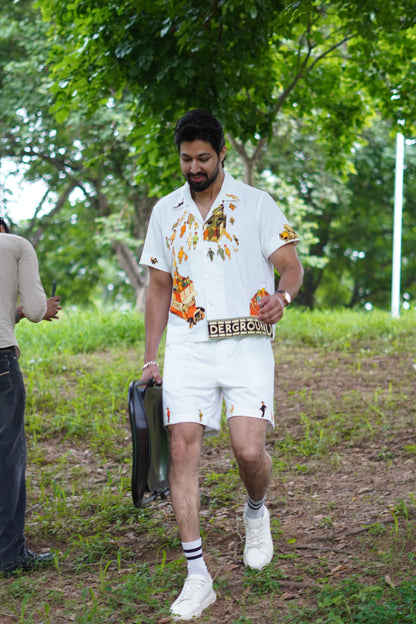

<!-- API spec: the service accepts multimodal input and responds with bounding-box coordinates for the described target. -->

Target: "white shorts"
[162,337,275,436]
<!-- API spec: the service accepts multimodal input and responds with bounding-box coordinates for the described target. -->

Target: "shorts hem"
[227,412,275,430]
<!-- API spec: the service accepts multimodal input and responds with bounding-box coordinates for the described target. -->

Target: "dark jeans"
[0,348,27,571]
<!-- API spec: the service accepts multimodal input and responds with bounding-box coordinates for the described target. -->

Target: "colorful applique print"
[166,407,171,423]
[168,211,201,271]
[203,203,227,242]
[259,402,267,417]
[170,269,205,328]
[199,410,203,422]
[207,248,215,261]
[279,224,298,242]
[177,246,188,264]
[249,288,270,316]
[150,257,158,265]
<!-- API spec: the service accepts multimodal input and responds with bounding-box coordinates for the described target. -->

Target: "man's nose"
[190,160,200,173]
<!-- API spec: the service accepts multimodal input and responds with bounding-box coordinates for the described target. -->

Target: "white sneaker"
[243,506,273,569]
[170,573,216,621]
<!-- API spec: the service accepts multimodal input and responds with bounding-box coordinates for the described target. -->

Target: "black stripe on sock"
[183,546,202,555]
[247,497,265,511]
[186,553,203,560]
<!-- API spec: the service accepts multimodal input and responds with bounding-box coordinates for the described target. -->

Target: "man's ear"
[220,145,227,165]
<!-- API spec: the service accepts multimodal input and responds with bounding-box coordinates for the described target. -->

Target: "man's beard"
[186,160,221,192]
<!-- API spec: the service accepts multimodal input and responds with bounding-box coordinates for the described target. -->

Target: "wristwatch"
[276,290,292,306]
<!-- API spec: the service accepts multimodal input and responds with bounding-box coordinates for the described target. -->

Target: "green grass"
[277,307,416,352]
[0,307,415,623]
[286,578,416,623]
[15,306,146,357]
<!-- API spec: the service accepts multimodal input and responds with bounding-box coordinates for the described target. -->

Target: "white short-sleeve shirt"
[140,172,299,344]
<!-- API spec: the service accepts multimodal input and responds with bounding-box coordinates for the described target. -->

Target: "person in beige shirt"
[0,219,61,575]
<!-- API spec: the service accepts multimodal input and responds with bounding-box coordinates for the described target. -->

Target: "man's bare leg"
[228,416,272,498]
[167,423,216,620]
[167,422,204,542]
[228,416,273,569]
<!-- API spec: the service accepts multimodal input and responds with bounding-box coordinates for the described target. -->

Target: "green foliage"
[40,0,282,138]
[15,307,145,356]
[277,307,416,350]
[39,0,416,142]
[3,0,416,312]
[286,578,416,623]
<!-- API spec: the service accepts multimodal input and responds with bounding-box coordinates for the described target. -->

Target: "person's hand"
[43,296,62,322]
[140,362,162,386]
[257,292,285,325]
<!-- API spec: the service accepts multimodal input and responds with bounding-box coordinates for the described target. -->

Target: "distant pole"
[391,132,404,318]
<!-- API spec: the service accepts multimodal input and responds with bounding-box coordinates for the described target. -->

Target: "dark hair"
[174,109,225,155]
[0,217,10,233]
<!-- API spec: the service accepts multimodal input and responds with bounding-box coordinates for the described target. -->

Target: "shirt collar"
[174,172,235,219]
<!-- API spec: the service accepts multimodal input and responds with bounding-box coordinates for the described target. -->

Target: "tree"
[3,0,416,309]
[323,121,416,309]
[39,0,416,177]
[0,0,153,307]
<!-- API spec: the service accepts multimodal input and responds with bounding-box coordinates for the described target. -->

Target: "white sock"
[245,495,265,520]
[182,538,209,577]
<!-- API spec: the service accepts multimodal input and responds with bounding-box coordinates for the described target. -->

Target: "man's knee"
[235,444,267,471]
[168,423,203,465]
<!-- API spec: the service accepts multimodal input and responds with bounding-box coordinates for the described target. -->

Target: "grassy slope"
[0,308,415,623]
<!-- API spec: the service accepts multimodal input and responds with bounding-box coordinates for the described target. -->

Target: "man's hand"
[141,362,162,386]
[43,296,62,322]
[257,292,286,325]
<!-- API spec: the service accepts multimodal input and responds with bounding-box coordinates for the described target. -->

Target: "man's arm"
[141,267,173,385]
[257,242,304,325]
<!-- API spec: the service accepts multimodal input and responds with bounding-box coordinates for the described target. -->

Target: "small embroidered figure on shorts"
[259,402,267,417]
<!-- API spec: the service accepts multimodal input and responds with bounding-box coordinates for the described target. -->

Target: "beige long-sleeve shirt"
[0,233,47,354]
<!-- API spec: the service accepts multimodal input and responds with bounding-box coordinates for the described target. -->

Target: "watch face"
[277,290,291,305]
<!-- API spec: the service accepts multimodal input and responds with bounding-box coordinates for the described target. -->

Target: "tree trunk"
[111,240,148,311]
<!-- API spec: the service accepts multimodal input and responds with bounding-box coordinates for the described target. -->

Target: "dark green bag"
[128,379,170,507]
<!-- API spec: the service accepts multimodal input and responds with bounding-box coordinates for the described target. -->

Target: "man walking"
[0,225,61,576]
[140,110,303,620]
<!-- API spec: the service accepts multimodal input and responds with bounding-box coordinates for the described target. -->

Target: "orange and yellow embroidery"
[279,224,298,242]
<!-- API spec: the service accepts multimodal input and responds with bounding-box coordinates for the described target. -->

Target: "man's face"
[179,140,226,192]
